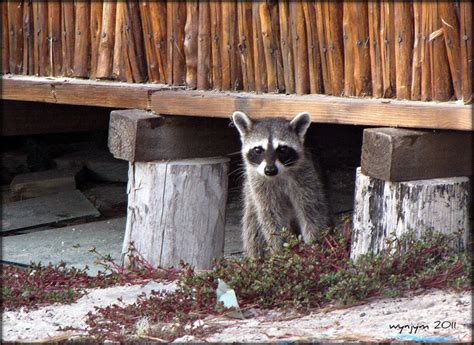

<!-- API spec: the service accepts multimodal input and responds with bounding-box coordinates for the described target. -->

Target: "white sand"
[2,284,471,343]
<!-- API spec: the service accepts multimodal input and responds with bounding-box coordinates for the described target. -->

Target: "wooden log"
[7,0,23,74]
[420,2,431,101]
[22,0,34,75]
[259,2,277,92]
[112,2,127,81]
[10,169,79,201]
[49,1,62,77]
[139,1,159,82]
[197,1,211,90]
[123,1,146,83]
[210,1,222,90]
[108,109,240,162]
[237,0,255,92]
[439,1,462,100]
[123,157,229,269]
[184,0,198,89]
[90,0,103,79]
[96,1,116,79]
[460,1,472,104]
[327,2,344,96]
[380,0,396,98]
[73,1,91,78]
[167,1,186,85]
[411,2,422,100]
[61,1,75,77]
[148,1,167,84]
[351,168,469,260]
[394,2,413,100]
[279,0,295,94]
[221,2,240,90]
[2,1,10,74]
[252,2,267,92]
[290,1,309,95]
[361,127,472,182]
[33,1,49,76]
[303,1,322,94]
[429,2,452,102]
[368,1,382,98]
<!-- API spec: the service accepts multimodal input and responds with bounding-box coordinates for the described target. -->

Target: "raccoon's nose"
[264,165,278,176]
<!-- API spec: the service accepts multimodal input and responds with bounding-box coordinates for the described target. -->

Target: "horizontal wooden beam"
[2,76,472,130]
[151,90,473,131]
[1,75,179,109]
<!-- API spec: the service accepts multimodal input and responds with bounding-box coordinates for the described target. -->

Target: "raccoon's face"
[232,111,311,177]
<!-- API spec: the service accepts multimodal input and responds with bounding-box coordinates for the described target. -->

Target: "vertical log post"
[352,128,472,260]
[109,110,235,269]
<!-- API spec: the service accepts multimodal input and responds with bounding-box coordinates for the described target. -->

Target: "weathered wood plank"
[108,109,240,162]
[0,75,173,109]
[123,158,229,269]
[150,90,473,131]
[1,190,100,233]
[10,168,79,201]
[351,168,469,260]
[361,128,472,181]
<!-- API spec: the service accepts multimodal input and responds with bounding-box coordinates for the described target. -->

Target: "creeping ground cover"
[1,223,471,342]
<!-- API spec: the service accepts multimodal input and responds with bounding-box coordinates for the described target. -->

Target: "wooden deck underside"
[2,75,472,131]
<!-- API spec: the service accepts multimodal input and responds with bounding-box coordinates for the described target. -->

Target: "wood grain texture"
[61,1,75,77]
[279,0,295,94]
[96,1,116,79]
[380,0,396,98]
[22,1,34,75]
[439,1,462,100]
[73,1,90,77]
[1,1,10,74]
[90,0,103,79]
[49,1,62,76]
[411,2,422,100]
[303,1,322,94]
[394,2,413,100]
[150,90,473,131]
[351,168,469,260]
[361,127,472,181]
[290,1,309,95]
[197,1,211,90]
[237,1,255,91]
[123,158,229,269]
[184,0,198,89]
[108,109,240,162]
[7,0,23,74]
[0,75,171,109]
[460,1,472,104]
[368,1,382,98]
[33,1,49,76]
[252,2,267,92]
[210,1,222,90]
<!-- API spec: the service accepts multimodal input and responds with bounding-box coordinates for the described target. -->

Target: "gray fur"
[232,111,332,257]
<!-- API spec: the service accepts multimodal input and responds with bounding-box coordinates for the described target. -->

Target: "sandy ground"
[2,282,471,343]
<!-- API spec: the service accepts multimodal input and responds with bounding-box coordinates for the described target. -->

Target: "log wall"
[1,1,472,103]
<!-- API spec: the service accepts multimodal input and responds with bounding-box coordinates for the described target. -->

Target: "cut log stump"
[351,168,470,260]
[123,157,229,269]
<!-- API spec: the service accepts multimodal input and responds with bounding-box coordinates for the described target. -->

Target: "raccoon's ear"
[232,111,253,136]
[290,112,311,140]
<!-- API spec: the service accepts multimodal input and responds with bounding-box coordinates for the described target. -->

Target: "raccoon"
[232,111,332,257]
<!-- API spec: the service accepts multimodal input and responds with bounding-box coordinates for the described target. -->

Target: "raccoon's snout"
[264,165,278,176]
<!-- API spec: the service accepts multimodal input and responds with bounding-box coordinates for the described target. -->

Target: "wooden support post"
[351,168,470,261]
[123,158,229,269]
[109,109,233,269]
[361,128,472,181]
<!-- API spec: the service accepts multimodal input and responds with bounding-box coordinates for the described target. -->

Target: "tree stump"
[123,157,229,269]
[351,168,470,260]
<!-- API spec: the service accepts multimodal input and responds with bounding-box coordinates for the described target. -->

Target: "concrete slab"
[1,218,126,276]
[1,190,100,233]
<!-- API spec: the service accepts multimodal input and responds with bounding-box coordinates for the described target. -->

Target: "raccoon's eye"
[252,146,263,154]
[277,145,288,153]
